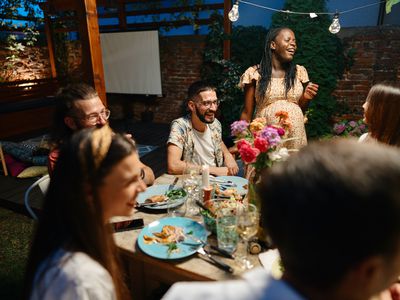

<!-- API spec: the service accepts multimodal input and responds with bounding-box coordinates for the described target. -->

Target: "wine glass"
[236,204,259,269]
[183,165,201,216]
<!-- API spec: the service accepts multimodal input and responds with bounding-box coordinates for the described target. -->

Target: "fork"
[168,177,179,192]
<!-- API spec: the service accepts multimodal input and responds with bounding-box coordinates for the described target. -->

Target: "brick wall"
[333,26,400,116]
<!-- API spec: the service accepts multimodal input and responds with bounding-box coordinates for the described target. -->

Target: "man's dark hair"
[187,81,217,103]
[259,139,400,289]
[51,83,98,146]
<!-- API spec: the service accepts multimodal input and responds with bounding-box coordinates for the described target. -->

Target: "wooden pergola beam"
[223,0,232,60]
[75,0,107,104]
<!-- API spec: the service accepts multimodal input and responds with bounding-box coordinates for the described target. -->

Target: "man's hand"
[224,155,239,175]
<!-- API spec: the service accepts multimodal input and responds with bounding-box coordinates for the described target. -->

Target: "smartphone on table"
[112,218,144,232]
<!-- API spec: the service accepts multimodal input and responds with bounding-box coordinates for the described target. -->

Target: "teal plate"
[137,217,208,259]
[216,176,248,195]
[137,185,187,210]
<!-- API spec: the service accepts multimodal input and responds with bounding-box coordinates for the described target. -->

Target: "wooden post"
[223,0,232,60]
[118,0,127,31]
[76,0,107,104]
[41,3,57,78]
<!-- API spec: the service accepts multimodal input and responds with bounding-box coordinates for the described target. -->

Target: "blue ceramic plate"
[216,176,248,195]
[137,217,208,259]
[137,185,187,210]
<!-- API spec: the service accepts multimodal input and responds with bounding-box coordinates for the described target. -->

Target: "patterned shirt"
[167,114,224,167]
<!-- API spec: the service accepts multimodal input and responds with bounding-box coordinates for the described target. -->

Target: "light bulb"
[329,13,341,34]
[228,3,239,22]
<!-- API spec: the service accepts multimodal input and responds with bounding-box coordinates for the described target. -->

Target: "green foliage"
[271,0,346,138]
[386,0,400,13]
[202,14,267,137]
[0,0,41,81]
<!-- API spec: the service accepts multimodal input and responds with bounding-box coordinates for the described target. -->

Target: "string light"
[229,0,386,34]
[329,13,341,34]
[228,1,240,22]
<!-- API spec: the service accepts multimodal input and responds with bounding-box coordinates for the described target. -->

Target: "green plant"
[0,0,41,81]
[271,0,347,138]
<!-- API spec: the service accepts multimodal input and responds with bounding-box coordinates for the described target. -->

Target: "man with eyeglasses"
[48,83,155,185]
[167,81,239,175]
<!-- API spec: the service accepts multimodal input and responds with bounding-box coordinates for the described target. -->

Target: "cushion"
[1,141,48,166]
[4,153,30,177]
[17,166,48,178]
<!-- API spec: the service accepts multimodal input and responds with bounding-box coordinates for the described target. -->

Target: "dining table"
[112,173,262,300]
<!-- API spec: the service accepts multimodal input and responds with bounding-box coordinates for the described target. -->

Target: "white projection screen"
[100,30,162,95]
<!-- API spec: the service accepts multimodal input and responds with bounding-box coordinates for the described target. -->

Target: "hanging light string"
[237,0,386,16]
[229,0,386,34]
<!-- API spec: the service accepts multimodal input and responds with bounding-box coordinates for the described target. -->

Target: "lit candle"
[202,164,210,188]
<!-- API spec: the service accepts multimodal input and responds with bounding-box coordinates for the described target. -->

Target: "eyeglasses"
[198,100,220,108]
[79,109,111,124]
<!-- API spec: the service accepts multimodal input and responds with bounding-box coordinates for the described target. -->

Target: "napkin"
[258,249,282,279]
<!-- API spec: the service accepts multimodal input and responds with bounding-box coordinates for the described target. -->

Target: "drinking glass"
[183,165,201,217]
[215,200,238,253]
[167,199,187,217]
[236,204,259,269]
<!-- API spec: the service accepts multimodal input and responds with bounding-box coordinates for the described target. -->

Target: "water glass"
[167,199,187,217]
[216,204,238,253]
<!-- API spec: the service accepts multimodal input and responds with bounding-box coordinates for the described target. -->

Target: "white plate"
[137,185,187,210]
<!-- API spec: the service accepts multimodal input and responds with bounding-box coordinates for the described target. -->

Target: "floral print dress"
[239,65,309,150]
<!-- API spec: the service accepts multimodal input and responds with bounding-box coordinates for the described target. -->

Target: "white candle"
[202,164,210,188]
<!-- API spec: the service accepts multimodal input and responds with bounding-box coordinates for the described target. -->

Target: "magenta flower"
[333,123,346,135]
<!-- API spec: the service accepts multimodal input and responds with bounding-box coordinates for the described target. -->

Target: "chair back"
[24,174,50,220]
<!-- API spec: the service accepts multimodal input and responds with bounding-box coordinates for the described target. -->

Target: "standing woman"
[239,27,319,150]
[359,83,400,146]
[24,125,146,299]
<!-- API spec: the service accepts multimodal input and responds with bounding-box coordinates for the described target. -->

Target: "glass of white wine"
[236,203,259,269]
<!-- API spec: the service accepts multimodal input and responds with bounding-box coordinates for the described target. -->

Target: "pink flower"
[239,144,260,163]
[236,139,251,151]
[254,137,269,152]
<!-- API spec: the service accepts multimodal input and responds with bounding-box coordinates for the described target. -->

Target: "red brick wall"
[333,26,400,116]
[130,35,206,123]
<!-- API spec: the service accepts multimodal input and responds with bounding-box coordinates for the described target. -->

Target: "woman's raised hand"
[303,82,319,100]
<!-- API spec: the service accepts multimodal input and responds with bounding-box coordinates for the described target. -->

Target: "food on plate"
[145,195,167,203]
[165,188,187,200]
[143,225,185,245]
[214,185,242,200]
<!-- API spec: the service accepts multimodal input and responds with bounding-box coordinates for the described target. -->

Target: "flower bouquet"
[230,111,292,175]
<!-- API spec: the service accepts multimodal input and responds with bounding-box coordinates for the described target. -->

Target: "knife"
[197,247,234,273]
[209,245,235,259]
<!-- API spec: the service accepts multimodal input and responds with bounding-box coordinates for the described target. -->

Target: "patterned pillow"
[17,166,48,178]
